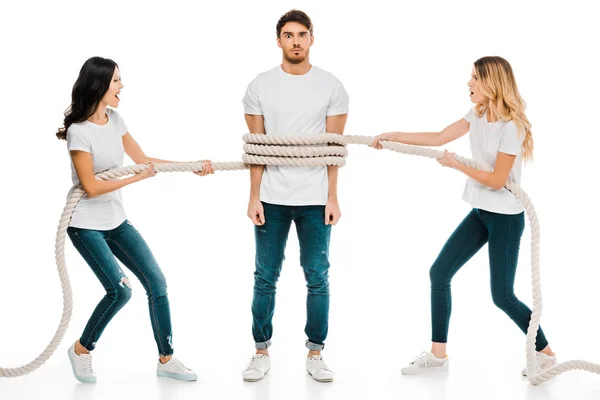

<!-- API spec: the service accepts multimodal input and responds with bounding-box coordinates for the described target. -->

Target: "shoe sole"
[307,371,334,382]
[243,369,270,382]
[401,366,449,375]
[157,371,198,382]
[67,346,96,384]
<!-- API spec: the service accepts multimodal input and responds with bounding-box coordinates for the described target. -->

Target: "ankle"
[307,350,321,358]
[74,341,90,356]
[159,355,173,364]
[430,342,447,359]
[540,346,555,357]
[256,349,269,357]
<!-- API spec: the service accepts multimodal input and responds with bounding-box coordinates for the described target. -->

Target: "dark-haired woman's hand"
[138,161,158,180]
[371,133,395,149]
[193,160,214,176]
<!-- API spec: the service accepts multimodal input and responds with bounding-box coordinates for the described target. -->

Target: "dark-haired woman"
[58,57,214,383]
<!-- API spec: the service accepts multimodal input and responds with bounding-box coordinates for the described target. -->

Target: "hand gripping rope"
[2,133,598,385]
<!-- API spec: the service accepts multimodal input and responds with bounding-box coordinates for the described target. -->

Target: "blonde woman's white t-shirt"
[462,108,525,215]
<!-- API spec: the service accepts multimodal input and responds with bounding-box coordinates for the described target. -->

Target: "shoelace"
[246,355,267,372]
[80,355,94,374]
[410,352,431,367]
[536,353,555,369]
[169,358,190,372]
[308,356,332,373]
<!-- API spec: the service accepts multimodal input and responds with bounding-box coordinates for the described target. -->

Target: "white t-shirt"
[462,108,525,215]
[66,108,128,230]
[243,65,350,206]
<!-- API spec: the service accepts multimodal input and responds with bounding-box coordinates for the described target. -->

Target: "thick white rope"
[242,133,600,384]
[2,134,598,385]
[243,143,348,158]
[346,135,600,384]
[0,162,245,378]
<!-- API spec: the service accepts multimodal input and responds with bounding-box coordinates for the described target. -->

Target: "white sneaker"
[521,352,557,376]
[242,354,271,382]
[401,351,449,375]
[67,342,96,383]
[306,355,334,382]
[156,358,197,381]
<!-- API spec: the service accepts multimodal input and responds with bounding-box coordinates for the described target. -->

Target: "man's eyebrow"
[282,31,309,35]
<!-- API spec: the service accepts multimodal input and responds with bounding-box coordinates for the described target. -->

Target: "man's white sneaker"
[306,355,334,382]
[67,342,97,383]
[401,351,449,375]
[521,352,557,376]
[156,358,197,381]
[242,354,271,382]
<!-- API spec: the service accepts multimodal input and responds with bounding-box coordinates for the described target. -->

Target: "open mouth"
[115,93,120,100]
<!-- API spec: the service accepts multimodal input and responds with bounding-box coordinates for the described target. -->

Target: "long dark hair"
[56,57,118,140]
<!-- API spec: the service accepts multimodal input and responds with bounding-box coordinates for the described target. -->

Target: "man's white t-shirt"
[243,65,349,206]
[463,108,525,215]
[66,108,128,230]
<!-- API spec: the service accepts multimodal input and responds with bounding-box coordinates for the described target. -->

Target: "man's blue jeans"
[252,202,332,350]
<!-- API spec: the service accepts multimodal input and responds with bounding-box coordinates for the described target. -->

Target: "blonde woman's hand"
[436,150,460,169]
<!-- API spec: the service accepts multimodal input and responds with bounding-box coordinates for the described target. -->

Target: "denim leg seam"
[111,240,168,356]
[501,217,534,322]
[73,231,120,349]
[499,217,546,349]
[503,215,513,301]
[435,232,485,342]
[263,287,273,345]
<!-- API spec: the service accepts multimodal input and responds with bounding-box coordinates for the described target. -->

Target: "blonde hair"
[474,56,533,161]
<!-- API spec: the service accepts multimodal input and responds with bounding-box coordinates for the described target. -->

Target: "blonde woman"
[371,56,556,376]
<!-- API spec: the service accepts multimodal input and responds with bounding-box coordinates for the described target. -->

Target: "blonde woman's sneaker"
[67,342,96,383]
[522,352,557,376]
[306,355,334,382]
[242,354,270,382]
[401,351,449,375]
[156,358,197,381]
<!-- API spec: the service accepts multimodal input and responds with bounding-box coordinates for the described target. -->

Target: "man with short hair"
[241,9,349,383]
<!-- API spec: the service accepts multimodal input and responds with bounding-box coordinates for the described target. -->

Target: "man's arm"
[325,114,348,225]
[245,114,267,225]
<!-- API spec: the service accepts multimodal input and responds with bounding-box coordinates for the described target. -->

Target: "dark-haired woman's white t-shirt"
[463,108,525,215]
[66,108,128,230]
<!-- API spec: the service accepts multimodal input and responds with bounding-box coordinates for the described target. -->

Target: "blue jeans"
[429,209,549,351]
[252,202,332,350]
[67,220,173,356]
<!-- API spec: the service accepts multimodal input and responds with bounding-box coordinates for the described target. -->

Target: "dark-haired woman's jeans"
[67,220,173,356]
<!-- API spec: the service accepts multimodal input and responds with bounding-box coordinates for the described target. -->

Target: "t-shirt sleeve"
[242,78,262,115]
[499,121,524,156]
[327,79,349,116]
[66,125,92,153]
[463,108,475,123]
[110,109,128,136]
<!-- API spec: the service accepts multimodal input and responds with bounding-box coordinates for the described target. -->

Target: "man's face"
[277,22,313,64]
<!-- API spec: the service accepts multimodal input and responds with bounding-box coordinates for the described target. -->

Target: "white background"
[1,0,599,399]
